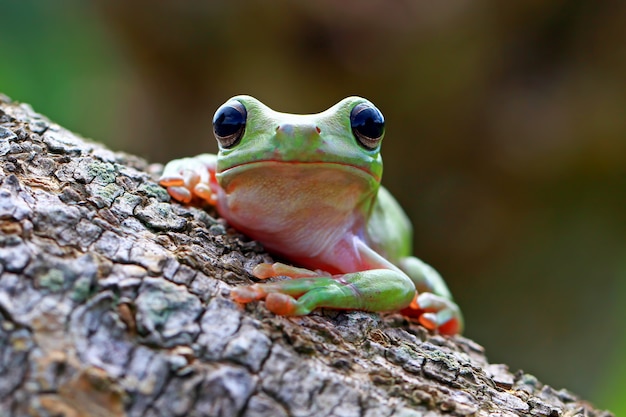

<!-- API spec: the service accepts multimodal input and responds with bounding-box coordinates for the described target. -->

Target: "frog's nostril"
[277,124,294,135]
[276,124,320,139]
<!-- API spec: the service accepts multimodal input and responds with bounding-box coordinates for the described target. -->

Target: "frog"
[159,95,463,335]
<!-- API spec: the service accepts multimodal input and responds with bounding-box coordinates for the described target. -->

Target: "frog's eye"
[350,103,385,150]
[213,100,247,148]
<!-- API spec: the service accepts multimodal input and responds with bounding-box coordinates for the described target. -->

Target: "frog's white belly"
[216,162,377,260]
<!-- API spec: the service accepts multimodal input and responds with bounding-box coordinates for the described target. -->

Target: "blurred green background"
[1,0,624,412]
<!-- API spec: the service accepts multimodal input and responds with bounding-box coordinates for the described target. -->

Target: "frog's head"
[213,95,384,184]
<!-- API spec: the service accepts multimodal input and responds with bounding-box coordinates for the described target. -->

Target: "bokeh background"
[1,0,624,412]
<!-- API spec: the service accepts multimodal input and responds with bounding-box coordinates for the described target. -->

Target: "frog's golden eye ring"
[213,100,247,148]
[350,103,385,150]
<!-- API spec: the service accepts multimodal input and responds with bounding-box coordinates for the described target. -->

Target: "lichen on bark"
[0,95,612,417]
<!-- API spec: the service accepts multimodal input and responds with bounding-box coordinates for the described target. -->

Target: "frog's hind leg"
[398,256,464,335]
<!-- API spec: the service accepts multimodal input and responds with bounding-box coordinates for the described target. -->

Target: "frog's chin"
[218,160,380,183]
[215,160,379,259]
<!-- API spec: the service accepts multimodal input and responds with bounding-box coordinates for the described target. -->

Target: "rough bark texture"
[0,94,612,417]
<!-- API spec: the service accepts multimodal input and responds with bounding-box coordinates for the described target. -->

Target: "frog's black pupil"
[213,102,247,148]
[350,104,384,149]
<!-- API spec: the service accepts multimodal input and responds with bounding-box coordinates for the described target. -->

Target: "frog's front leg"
[232,238,416,316]
[398,257,464,335]
[234,242,463,335]
[232,269,415,316]
[159,153,219,204]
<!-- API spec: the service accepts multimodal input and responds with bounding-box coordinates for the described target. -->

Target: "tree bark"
[0,94,612,417]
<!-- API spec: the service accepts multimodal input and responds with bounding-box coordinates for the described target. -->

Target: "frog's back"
[366,186,413,263]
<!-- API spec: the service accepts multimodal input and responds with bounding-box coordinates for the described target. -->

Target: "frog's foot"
[236,264,335,314]
[402,293,464,335]
[232,277,339,315]
[159,154,217,205]
[252,262,330,279]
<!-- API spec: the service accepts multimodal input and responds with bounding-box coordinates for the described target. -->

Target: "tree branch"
[0,94,612,417]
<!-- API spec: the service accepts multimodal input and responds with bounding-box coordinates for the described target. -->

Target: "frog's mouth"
[218,160,381,183]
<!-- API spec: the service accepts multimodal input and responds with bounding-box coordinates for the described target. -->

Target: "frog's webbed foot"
[402,293,463,335]
[398,256,463,335]
[159,154,218,205]
[231,277,340,315]
[233,262,335,315]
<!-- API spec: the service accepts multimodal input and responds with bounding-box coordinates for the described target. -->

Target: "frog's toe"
[232,284,267,303]
[415,292,448,310]
[265,293,309,315]
[438,316,462,335]
[158,176,185,187]
[252,262,322,279]
[166,186,193,204]
[418,310,461,336]
[413,292,464,335]
[193,183,216,204]
[252,263,277,279]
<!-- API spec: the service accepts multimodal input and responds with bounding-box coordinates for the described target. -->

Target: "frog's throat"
[218,160,381,183]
